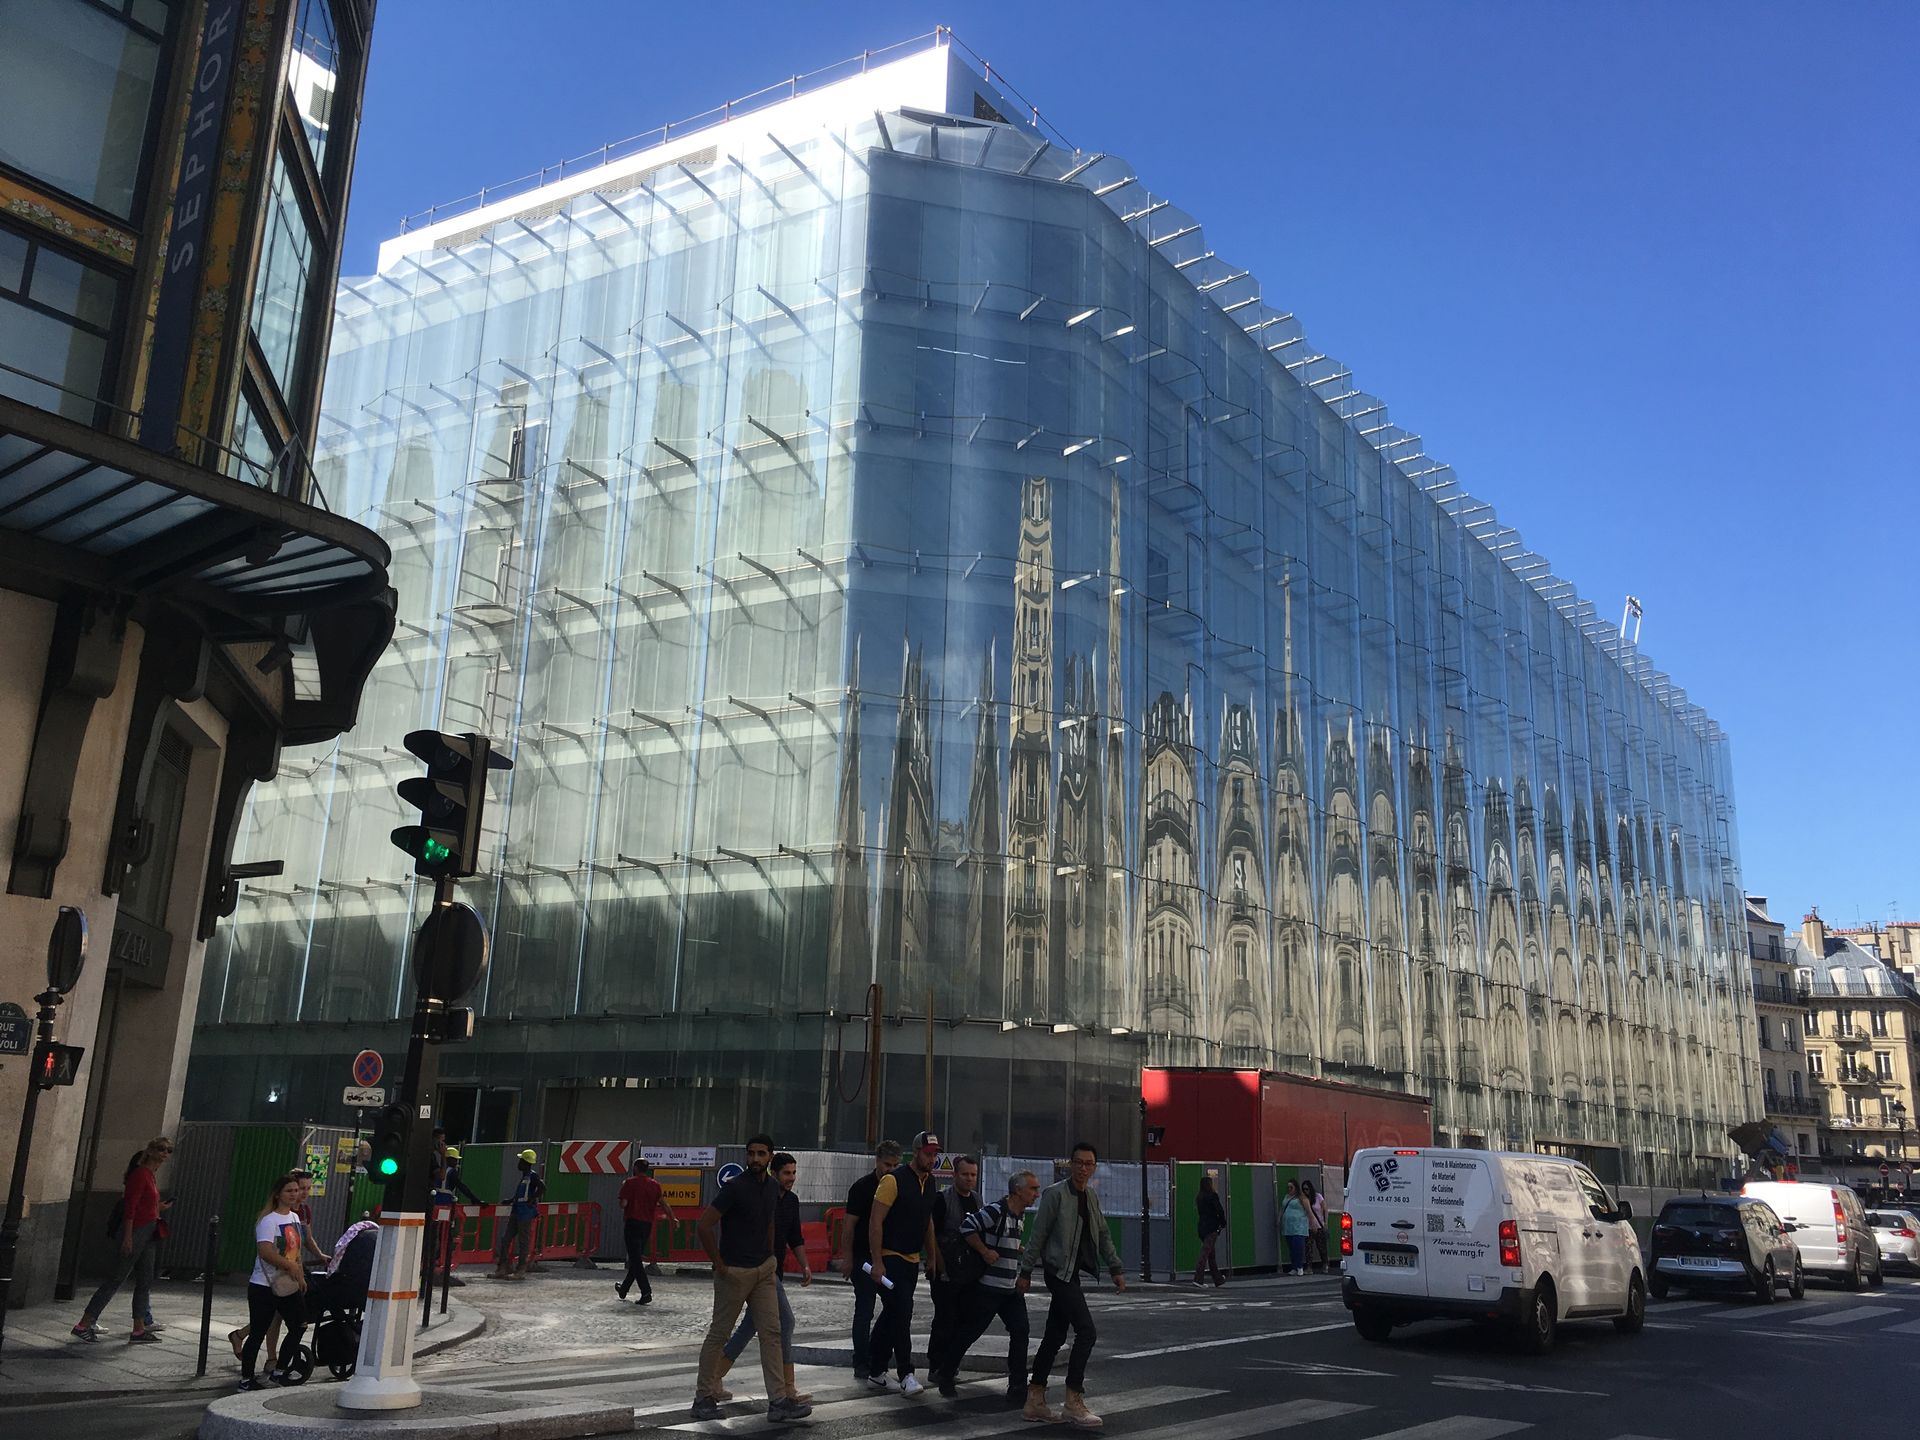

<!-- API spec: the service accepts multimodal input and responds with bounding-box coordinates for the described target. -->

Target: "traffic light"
[390,731,511,880]
[368,1101,412,1184]
[34,1042,84,1089]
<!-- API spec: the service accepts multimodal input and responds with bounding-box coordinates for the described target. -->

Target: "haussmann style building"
[185,34,1755,1184]
[0,0,387,1307]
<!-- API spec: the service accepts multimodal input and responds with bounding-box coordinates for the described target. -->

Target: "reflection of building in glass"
[187,35,1753,1180]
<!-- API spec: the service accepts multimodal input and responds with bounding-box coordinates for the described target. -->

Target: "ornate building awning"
[0,394,389,628]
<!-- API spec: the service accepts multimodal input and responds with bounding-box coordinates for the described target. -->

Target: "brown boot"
[1023,1384,1060,1423]
[1063,1390,1103,1429]
[713,1353,734,1402]
[784,1362,812,1405]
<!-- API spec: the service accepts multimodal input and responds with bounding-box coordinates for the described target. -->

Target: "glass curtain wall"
[195,96,1750,1180]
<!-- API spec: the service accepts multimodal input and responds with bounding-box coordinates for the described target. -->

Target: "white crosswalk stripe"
[1792,1304,1906,1326]
[664,1381,1218,1432]
[1883,1317,1920,1334]
[1109,1397,1370,1440]
[1360,1419,1531,1440]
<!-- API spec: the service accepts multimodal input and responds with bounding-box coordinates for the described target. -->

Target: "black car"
[1649,1195,1803,1302]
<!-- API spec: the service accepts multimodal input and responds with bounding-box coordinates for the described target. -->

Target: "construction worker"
[428,1143,483,1287]
[493,1149,546,1279]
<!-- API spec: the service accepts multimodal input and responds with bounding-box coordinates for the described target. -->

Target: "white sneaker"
[866,1374,899,1392]
[901,1374,926,1398]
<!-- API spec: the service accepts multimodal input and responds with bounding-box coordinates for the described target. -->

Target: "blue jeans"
[850,1266,877,1374]
[85,1222,157,1325]
[725,1274,794,1360]
[1285,1234,1307,1270]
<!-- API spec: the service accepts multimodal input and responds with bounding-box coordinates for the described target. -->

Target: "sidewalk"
[0,1279,482,1406]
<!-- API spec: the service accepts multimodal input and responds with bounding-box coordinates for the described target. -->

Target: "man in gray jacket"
[1016,1141,1126,1428]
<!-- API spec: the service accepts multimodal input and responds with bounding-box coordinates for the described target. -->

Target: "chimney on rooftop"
[1802,907,1827,959]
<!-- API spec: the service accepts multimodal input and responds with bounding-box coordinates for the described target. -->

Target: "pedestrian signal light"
[34,1041,84,1089]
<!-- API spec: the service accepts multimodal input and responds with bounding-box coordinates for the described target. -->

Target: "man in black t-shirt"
[690,1135,811,1423]
[927,1154,983,1395]
[837,1139,902,1382]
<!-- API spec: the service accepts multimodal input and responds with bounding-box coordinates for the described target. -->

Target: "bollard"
[438,1209,454,1316]
[196,1215,219,1378]
[419,1202,436,1331]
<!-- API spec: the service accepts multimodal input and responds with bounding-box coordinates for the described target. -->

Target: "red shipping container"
[1142,1067,1431,1166]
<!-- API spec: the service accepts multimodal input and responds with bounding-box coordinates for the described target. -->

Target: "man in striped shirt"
[946,1170,1041,1404]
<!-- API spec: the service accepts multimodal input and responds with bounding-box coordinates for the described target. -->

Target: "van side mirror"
[1780,1221,1797,1232]
[1614,1200,1632,1222]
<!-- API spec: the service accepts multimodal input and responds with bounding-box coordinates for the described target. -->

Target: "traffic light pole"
[338,878,450,1411]
[0,989,67,1361]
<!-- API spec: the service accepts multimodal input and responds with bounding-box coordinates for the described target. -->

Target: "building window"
[1846,1093,1864,1122]
[0,219,121,422]
[1797,1132,1811,1154]
[0,0,170,221]
[227,384,279,486]
[1790,1069,1803,1099]
[1763,1070,1777,1098]
[1837,1008,1854,1037]
[1876,1050,1893,1080]
[1808,1051,1824,1078]
[287,0,339,177]
[1804,1009,1819,1036]
[1872,1008,1889,1037]
[249,148,320,401]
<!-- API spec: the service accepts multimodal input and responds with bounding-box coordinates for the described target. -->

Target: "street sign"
[1881,1162,1891,1178]
[560,1140,630,1174]
[656,1169,702,1208]
[344,1085,387,1108]
[413,902,489,1004]
[0,1002,29,1056]
[641,1145,716,1167]
[715,1162,745,1189]
[351,1050,384,1087]
[46,907,87,997]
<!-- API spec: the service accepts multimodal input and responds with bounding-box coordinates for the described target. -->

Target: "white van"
[1738,1180,1884,1289]
[1341,1147,1646,1353]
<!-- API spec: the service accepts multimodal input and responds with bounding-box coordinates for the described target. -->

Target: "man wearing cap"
[493,1149,546,1279]
[864,1130,942,1397]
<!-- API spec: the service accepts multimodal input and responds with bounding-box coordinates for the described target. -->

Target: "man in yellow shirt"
[863,1129,942,1396]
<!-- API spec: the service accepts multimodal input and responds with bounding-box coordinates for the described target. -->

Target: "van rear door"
[1349,1148,1428,1297]
[1421,1153,1501,1300]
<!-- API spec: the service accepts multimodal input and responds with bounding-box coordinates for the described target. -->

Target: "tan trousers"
[697,1256,784,1402]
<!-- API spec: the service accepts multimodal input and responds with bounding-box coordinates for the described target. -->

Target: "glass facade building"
[190,37,1755,1182]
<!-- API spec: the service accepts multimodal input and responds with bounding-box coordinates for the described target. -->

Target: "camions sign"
[139,0,245,454]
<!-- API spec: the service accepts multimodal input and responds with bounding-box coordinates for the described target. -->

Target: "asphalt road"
[21,1271,1920,1438]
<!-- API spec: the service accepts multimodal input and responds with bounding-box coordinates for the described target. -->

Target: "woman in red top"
[71,1137,174,1343]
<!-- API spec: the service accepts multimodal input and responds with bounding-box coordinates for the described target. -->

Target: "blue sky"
[340,1,1917,931]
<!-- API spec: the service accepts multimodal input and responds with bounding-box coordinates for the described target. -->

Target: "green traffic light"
[378,1156,400,1176]
[421,837,452,865]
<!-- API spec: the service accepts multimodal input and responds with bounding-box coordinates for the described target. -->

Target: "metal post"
[0,989,63,1360]
[338,876,449,1410]
[195,1216,218,1377]
[419,1200,437,1330]
[1138,1096,1151,1283]
[438,1207,454,1316]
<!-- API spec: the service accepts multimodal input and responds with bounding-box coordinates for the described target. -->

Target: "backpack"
[940,1193,988,1285]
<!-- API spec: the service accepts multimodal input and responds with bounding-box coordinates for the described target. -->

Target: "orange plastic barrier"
[439,1201,601,1267]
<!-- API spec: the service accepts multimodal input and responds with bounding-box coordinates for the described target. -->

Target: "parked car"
[1739,1180,1883,1289]
[1648,1194,1802,1302]
[1864,1209,1920,1270]
[1341,1147,1645,1354]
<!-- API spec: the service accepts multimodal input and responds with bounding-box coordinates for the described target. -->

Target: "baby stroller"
[280,1225,378,1383]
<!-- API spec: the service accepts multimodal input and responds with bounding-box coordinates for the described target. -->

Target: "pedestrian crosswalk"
[633,1375,1684,1440]
[1647,1284,1920,1339]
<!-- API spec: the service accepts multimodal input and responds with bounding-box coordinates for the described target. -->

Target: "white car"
[1341,1147,1646,1354]
[1865,1209,1920,1269]
[1739,1180,1884,1289]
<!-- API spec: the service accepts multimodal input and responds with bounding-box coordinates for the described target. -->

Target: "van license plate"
[1364,1252,1415,1268]
[1676,1257,1718,1268]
